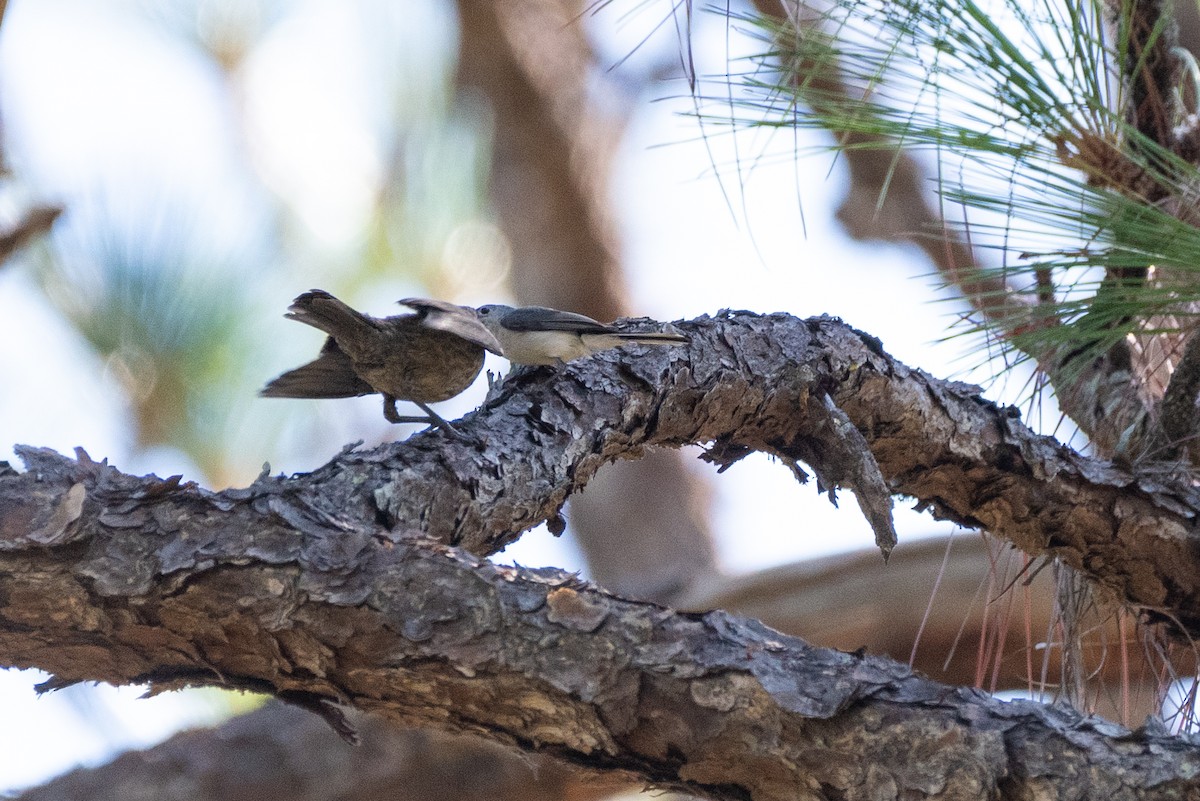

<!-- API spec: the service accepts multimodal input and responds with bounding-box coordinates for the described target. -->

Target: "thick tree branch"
[17,703,614,801]
[31,537,1173,801]
[4,312,1200,633]
[1,463,1199,799]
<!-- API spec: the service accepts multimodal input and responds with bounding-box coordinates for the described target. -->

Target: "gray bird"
[476,304,689,366]
[261,290,503,434]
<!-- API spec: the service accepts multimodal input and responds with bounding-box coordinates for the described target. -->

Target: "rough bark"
[6,312,1200,631]
[7,312,1200,797]
[21,539,1180,801]
[2,458,1199,799]
[682,535,1190,724]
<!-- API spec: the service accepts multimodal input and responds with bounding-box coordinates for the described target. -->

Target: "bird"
[261,290,503,435]
[475,303,689,366]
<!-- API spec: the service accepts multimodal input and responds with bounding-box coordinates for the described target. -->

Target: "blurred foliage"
[40,193,261,477]
[14,0,504,485]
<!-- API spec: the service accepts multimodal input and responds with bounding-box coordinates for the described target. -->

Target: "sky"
[0,0,1052,792]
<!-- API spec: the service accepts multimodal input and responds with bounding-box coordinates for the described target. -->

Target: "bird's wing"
[260,337,375,398]
[500,306,614,334]
[398,298,505,355]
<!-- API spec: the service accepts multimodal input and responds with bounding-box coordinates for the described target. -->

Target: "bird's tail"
[260,339,374,399]
[285,289,378,340]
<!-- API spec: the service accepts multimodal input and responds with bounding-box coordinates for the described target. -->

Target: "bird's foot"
[416,402,486,447]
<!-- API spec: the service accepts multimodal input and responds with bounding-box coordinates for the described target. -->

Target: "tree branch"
[24,539,1183,800]
[754,0,1027,327]
[16,703,613,801]
[752,2,1161,458]
[4,312,1200,633]
[2,456,1200,798]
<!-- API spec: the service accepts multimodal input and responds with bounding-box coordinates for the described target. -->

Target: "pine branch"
[4,312,1200,632]
[16,704,603,801]
[1119,0,1183,167]
[752,0,1026,328]
[2,444,1200,798]
[715,2,1200,456]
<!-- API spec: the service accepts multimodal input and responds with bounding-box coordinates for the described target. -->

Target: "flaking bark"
[1,460,1199,799]
[5,312,1200,627]
[6,311,1200,797]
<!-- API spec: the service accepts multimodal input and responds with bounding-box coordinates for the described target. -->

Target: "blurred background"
[0,0,1176,798]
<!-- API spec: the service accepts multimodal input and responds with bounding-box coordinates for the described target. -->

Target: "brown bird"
[261,290,503,434]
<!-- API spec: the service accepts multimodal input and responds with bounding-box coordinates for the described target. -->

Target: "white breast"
[498,329,591,365]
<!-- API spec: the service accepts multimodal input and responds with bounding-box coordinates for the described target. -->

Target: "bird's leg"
[382,395,436,425]
[386,396,475,442]
[414,401,469,440]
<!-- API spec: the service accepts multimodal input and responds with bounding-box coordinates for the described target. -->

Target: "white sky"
[0,0,1051,791]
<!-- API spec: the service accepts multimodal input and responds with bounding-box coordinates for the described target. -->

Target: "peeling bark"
[23,540,1181,800]
[4,312,1200,631]
[6,312,1200,796]
[0,459,1198,798]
